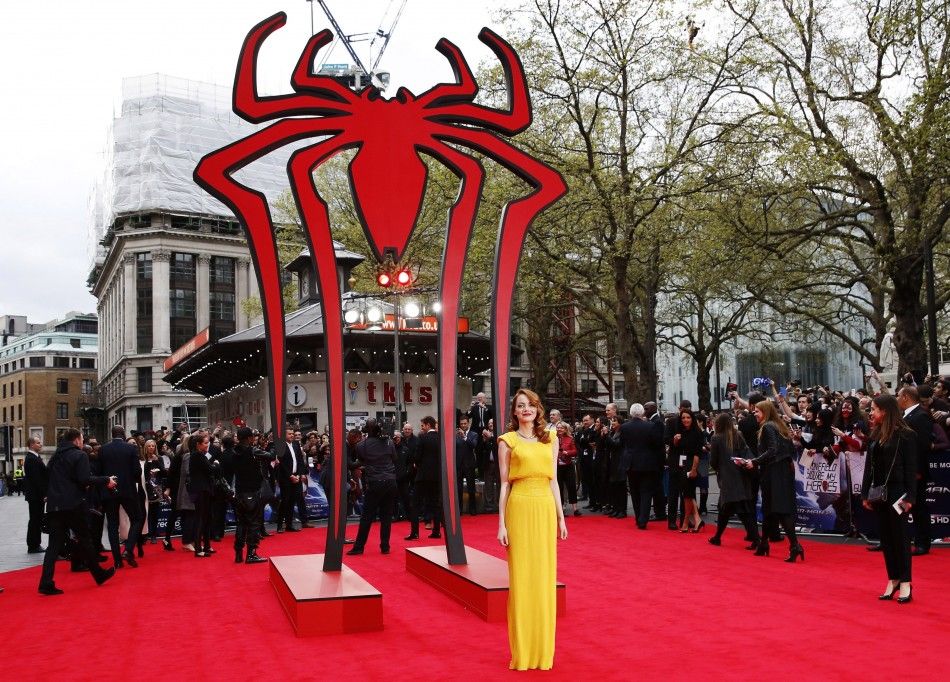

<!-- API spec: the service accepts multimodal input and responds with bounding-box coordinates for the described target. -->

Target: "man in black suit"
[99,425,143,568]
[897,387,934,556]
[468,393,493,433]
[277,427,306,532]
[575,414,598,510]
[406,416,442,540]
[39,429,116,595]
[456,416,479,515]
[621,404,664,529]
[23,436,48,554]
[643,402,667,521]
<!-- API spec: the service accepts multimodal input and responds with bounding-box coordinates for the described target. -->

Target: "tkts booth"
[162,245,493,434]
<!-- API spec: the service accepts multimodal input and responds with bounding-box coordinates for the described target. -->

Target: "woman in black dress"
[745,400,804,562]
[670,411,704,532]
[861,394,916,603]
[708,413,759,547]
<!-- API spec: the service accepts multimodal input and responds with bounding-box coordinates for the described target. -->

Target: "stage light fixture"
[367,307,382,323]
[431,301,442,313]
[343,309,360,324]
[395,268,412,286]
[404,301,421,318]
[376,271,392,287]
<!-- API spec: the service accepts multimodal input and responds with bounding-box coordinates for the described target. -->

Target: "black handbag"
[867,440,899,507]
[214,475,235,501]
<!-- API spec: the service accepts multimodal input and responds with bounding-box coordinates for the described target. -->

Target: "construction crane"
[308,0,407,90]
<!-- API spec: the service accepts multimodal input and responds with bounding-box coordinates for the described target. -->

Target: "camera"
[751,377,771,388]
[726,382,738,394]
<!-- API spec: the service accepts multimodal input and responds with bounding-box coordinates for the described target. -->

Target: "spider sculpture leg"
[194,118,343,446]
[420,140,486,565]
[434,126,567,411]
[288,135,357,572]
[233,12,352,123]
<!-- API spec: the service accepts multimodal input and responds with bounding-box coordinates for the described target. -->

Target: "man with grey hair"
[24,436,48,554]
[468,392,493,433]
[620,403,664,529]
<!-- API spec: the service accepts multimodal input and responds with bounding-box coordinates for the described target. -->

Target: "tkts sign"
[348,314,470,333]
[363,380,433,405]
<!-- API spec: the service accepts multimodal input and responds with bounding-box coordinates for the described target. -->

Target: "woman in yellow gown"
[497,388,568,671]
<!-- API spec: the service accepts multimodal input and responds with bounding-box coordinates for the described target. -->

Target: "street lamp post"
[392,289,403,430]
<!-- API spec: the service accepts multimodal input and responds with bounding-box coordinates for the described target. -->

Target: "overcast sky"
[0,0,503,324]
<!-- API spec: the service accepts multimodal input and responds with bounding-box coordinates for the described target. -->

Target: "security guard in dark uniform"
[232,427,274,564]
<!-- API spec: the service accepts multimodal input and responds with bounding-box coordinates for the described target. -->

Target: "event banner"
[157,467,330,533]
[794,453,845,532]
[916,450,950,541]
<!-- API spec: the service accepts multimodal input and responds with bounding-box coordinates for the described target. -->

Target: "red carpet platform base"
[269,554,383,636]
[406,545,566,621]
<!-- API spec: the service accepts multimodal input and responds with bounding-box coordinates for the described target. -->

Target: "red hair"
[508,388,551,444]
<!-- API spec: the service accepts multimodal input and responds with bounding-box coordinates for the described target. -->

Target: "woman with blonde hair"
[743,399,803,562]
[497,389,568,671]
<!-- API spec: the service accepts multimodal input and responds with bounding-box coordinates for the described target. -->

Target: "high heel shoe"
[784,545,805,563]
[708,536,721,546]
[896,584,913,604]
[689,521,705,533]
[754,541,770,557]
[879,580,898,600]
[162,539,175,552]
[745,539,760,551]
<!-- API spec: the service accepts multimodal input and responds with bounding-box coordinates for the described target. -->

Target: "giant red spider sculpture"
[195,12,565,570]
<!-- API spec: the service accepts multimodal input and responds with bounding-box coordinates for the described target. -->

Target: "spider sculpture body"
[195,12,565,570]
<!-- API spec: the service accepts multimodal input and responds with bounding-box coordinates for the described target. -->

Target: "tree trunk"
[888,259,927,379]
[695,353,713,413]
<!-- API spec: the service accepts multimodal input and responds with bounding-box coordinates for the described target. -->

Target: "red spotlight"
[395,268,412,286]
[376,270,392,287]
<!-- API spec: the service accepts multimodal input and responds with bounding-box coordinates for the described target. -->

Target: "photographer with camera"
[232,427,274,564]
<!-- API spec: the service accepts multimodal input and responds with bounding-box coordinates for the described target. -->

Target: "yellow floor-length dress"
[499,431,557,671]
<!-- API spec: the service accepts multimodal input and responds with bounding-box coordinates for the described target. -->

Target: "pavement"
[0,493,43,573]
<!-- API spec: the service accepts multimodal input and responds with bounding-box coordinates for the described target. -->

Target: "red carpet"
[1,514,947,680]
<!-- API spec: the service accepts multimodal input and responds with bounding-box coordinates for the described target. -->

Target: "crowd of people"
[8,373,949,600]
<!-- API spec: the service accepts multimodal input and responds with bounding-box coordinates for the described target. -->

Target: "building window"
[136,406,153,434]
[508,376,522,395]
[53,356,70,368]
[17,379,22,395]
[19,358,24,368]
[137,253,153,353]
[81,379,94,395]
[137,366,152,393]
[136,252,152,280]
[170,289,197,318]
[210,292,235,321]
[29,356,44,368]
[29,426,42,445]
[56,402,68,420]
[170,252,196,282]
[614,381,626,399]
[210,292,236,339]
[56,378,68,394]
[18,404,23,420]
[581,379,598,395]
[210,256,235,286]
[79,358,95,369]
[1,384,5,399]
[70,338,81,348]
[2,407,5,422]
